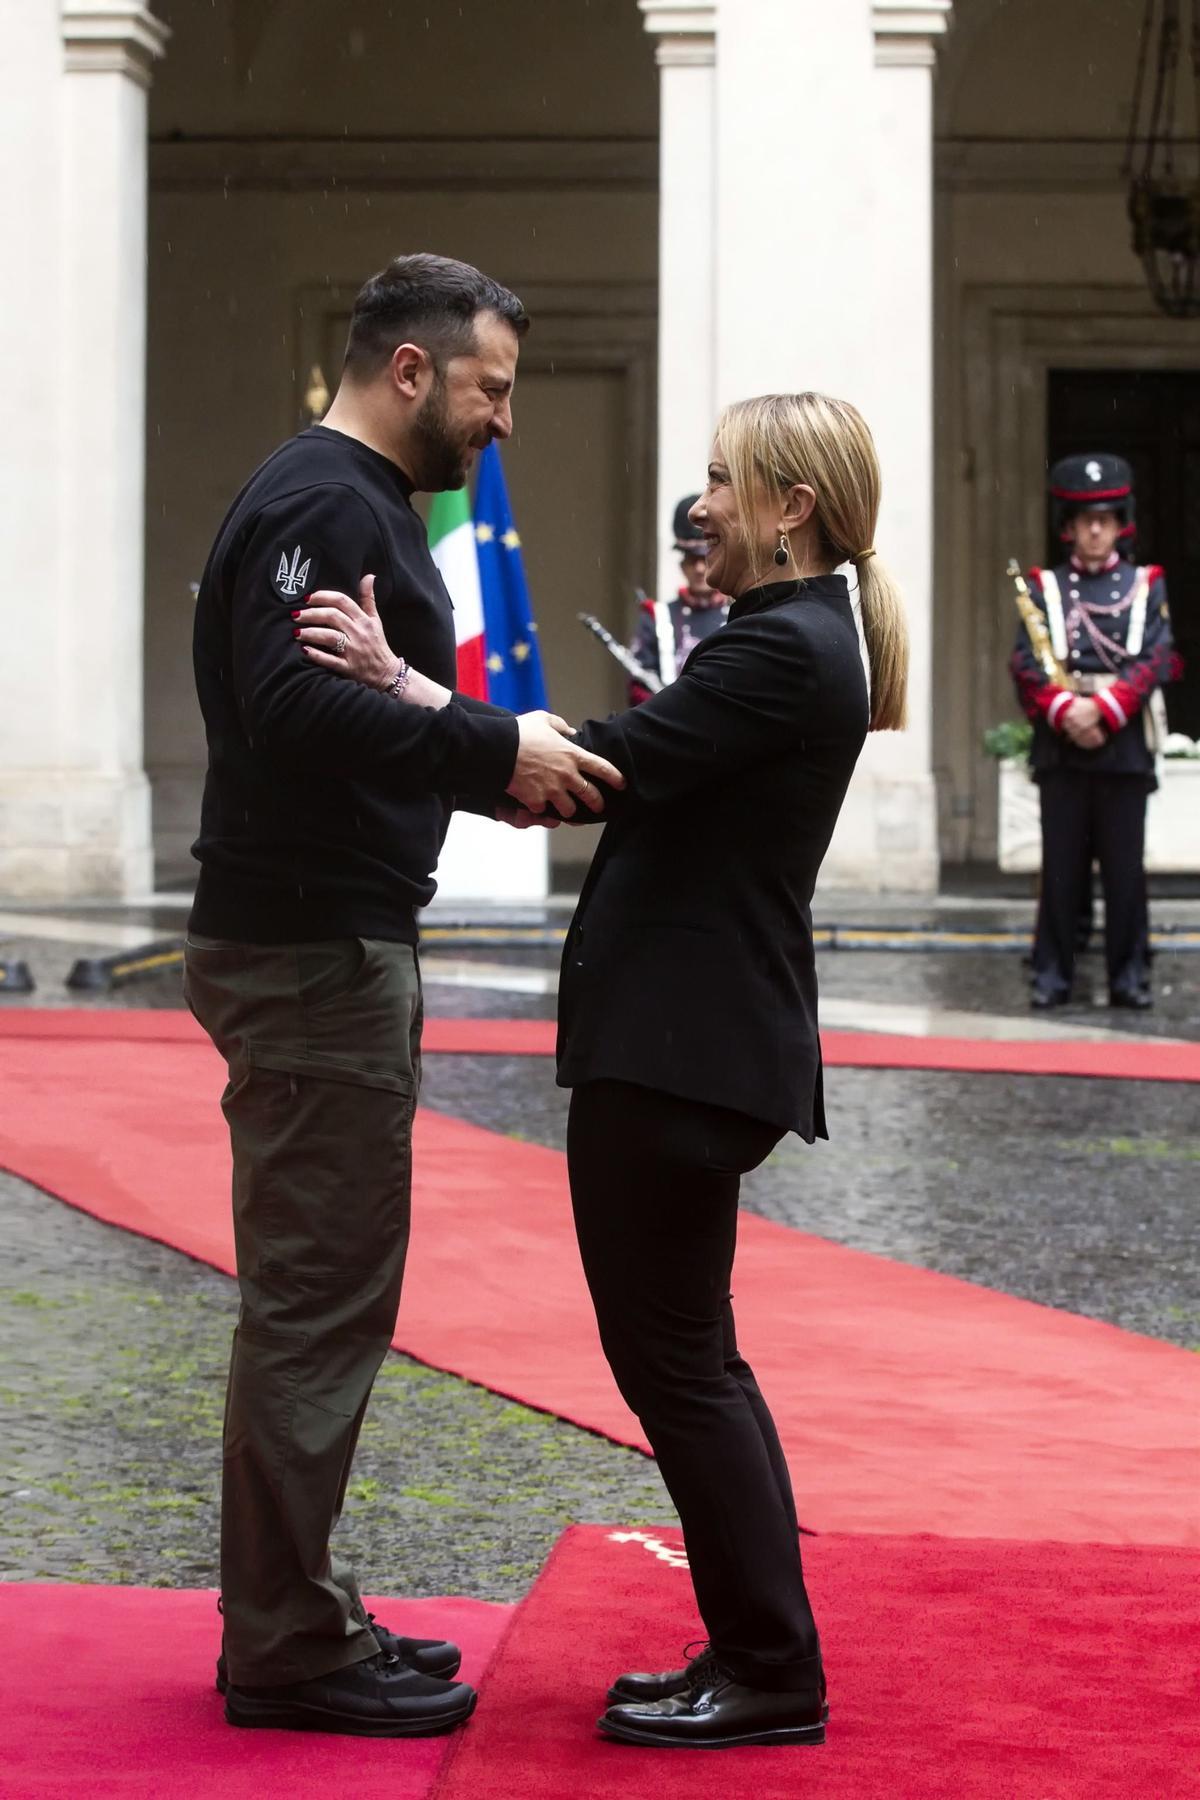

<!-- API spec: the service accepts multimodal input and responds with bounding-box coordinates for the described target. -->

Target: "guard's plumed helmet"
[1049,453,1136,542]
[673,494,708,557]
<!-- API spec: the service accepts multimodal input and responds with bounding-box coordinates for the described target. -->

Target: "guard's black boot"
[224,1651,476,1737]
[599,1650,826,1750]
[1030,978,1070,1009]
[1109,981,1153,1010]
[216,1613,461,1694]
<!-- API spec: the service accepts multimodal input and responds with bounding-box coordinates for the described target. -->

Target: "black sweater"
[556,577,869,1139]
[189,427,519,943]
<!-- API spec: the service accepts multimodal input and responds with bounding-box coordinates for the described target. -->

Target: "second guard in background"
[628,495,729,704]
[1010,453,1182,1010]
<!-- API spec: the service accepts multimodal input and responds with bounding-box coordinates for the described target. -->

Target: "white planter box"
[998,758,1200,873]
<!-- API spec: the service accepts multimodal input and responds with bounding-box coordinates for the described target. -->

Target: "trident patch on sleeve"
[273,544,315,599]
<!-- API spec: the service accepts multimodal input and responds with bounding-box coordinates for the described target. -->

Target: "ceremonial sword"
[1006,559,1073,689]
[577,612,663,694]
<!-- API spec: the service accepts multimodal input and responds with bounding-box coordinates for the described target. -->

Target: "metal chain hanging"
[1124,0,1200,316]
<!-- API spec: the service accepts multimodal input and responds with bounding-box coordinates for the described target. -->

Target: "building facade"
[2,0,1195,900]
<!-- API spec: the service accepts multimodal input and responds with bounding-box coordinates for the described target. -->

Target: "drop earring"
[773,531,790,567]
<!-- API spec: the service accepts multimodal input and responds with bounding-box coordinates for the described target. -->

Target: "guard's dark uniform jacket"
[1011,553,1179,785]
[628,589,730,704]
[190,426,519,944]
[559,576,869,1140]
[1009,550,1182,1003]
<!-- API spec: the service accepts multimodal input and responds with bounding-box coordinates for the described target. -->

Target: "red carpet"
[1,1020,1198,1546]
[1,1008,1197,1080]
[0,1584,510,1798]
[433,1524,1200,1800]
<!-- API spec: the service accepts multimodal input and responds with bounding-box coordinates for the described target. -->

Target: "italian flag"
[428,485,487,699]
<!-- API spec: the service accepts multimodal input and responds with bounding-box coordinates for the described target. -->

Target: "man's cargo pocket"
[238,1042,416,1283]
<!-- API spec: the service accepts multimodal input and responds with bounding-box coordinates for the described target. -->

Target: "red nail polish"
[291,611,301,620]
[292,629,301,638]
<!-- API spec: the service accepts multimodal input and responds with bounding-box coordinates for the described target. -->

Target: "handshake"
[498,710,624,830]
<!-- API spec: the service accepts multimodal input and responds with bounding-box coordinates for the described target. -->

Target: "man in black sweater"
[184,254,621,1738]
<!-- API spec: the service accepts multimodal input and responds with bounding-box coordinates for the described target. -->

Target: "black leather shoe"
[607,1641,709,1705]
[216,1613,461,1694]
[1031,981,1070,1009]
[599,1651,826,1750]
[607,1665,692,1705]
[224,1651,476,1737]
[608,1646,828,1720]
[1110,984,1153,1010]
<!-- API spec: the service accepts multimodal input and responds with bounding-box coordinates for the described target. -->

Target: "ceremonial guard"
[1010,453,1182,1009]
[628,495,729,703]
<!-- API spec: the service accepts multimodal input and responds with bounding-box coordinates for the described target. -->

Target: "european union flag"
[473,442,549,712]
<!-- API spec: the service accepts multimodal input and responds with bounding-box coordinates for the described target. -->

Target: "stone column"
[0,2,167,900]
[713,0,876,403]
[706,0,947,891]
[0,0,66,898]
[639,2,717,605]
[846,1,953,892]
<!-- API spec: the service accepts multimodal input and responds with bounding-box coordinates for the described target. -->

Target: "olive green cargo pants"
[184,934,421,1686]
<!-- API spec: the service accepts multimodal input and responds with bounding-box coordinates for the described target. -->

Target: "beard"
[414,372,473,491]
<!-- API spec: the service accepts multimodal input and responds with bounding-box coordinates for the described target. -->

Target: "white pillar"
[714,0,876,404]
[0,2,167,901]
[640,3,718,605]
[704,0,946,892]
[0,1,66,898]
[839,1,952,893]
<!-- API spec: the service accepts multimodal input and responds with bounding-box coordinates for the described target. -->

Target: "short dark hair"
[343,253,529,378]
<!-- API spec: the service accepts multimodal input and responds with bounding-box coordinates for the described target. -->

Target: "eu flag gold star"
[501,528,521,550]
[511,640,531,663]
[487,652,505,674]
[475,522,495,544]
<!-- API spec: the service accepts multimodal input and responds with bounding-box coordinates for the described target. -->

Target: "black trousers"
[567,1079,819,1692]
[1033,770,1150,994]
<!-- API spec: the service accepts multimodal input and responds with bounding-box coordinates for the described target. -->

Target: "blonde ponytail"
[716,393,910,731]
[854,553,908,731]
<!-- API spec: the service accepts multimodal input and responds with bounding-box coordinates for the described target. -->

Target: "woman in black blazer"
[296,391,909,1754]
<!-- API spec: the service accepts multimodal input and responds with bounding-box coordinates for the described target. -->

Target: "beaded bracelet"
[383,659,413,701]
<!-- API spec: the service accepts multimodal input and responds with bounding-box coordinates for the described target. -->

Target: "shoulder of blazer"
[770,593,860,659]
[686,605,819,680]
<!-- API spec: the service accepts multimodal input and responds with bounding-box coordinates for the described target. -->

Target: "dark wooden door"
[1047,369,1199,737]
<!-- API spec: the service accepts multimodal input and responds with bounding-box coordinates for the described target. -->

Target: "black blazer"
[556,576,869,1140]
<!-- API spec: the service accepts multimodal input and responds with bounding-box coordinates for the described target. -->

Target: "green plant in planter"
[982,719,1033,762]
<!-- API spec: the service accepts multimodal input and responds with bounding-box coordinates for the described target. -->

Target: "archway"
[143,0,660,882]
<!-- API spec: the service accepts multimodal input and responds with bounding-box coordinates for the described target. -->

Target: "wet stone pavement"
[0,927,1197,1596]
[417,1054,1200,1348]
[0,1174,672,1594]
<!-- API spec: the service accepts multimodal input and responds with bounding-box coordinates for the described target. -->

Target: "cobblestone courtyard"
[1,915,1196,1597]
